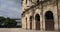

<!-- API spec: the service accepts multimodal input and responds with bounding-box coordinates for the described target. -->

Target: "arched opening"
[35,14,40,30]
[26,18,27,29]
[30,16,32,29]
[45,11,54,31]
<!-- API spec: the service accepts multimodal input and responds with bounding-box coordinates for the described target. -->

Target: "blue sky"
[0,0,21,18]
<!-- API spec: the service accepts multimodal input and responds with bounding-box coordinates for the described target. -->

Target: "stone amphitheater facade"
[22,0,60,31]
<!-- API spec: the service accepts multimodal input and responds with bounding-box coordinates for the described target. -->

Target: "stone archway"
[30,16,32,29]
[35,14,40,30]
[45,11,54,31]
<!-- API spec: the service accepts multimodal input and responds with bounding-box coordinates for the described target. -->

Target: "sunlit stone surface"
[22,0,60,31]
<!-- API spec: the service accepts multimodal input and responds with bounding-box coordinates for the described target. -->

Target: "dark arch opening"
[30,16,32,29]
[35,14,40,21]
[45,11,53,19]
[45,11,54,31]
[30,16,32,21]
[26,18,27,29]
[35,14,40,30]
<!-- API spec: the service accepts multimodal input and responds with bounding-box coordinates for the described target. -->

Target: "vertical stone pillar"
[34,18,36,30]
[22,16,27,29]
[32,8,36,30]
[52,6,58,31]
[43,15,45,31]
[54,12,58,31]
[27,15,30,30]
[32,18,34,30]
[40,15,44,31]
[42,11,45,31]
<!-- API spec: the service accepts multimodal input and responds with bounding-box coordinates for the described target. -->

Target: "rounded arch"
[45,11,53,19]
[35,14,40,21]
[45,11,54,31]
[35,14,40,30]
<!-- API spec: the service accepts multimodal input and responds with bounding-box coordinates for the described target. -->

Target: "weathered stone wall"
[22,0,60,31]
